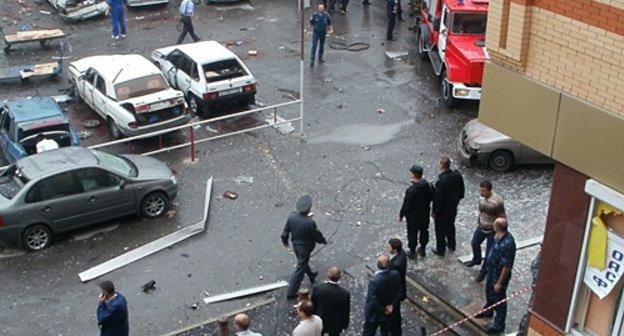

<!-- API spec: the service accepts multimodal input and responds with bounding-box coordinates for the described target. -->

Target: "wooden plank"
[4,29,65,43]
[203,281,288,304]
[19,62,58,79]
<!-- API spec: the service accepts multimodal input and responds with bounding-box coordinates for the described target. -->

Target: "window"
[85,68,97,85]
[95,76,107,96]
[0,165,28,199]
[569,180,624,336]
[166,50,183,66]
[179,57,198,80]
[76,168,121,192]
[203,59,247,83]
[25,172,81,202]
[114,75,168,101]
[451,12,487,35]
[91,150,136,177]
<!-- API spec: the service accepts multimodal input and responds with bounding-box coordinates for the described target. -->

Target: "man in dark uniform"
[308,4,334,67]
[431,157,465,256]
[387,238,407,336]
[386,0,398,41]
[399,165,434,259]
[311,267,351,336]
[323,0,337,13]
[362,255,401,336]
[282,195,327,299]
[476,218,516,334]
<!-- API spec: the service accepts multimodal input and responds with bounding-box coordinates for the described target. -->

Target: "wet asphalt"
[0,0,552,335]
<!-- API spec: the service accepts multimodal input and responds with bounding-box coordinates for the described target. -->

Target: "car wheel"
[188,95,204,116]
[108,118,122,139]
[22,224,52,251]
[140,192,169,219]
[440,69,457,108]
[417,29,428,60]
[488,150,514,172]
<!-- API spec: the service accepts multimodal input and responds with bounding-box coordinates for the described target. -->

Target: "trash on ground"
[77,130,92,139]
[223,191,238,200]
[233,176,254,185]
[84,119,101,128]
[385,51,408,59]
[377,108,385,113]
[141,280,156,292]
[248,50,258,56]
[190,302,201,310]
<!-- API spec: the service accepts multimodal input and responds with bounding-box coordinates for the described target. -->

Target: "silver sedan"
[0,147,178,251]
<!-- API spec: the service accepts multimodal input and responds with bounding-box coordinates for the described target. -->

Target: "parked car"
[68,54,190,138]
[127,0,169,6]
[151,41,257,116]
[458,119,553,172]
[0,146,178,251]
[0,97,80,164]
[47,0,108,22]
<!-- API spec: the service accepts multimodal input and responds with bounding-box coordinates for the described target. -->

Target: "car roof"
[17,147,97,179]
[71,54,162,84]
[4,97,65,123]
[171,41,239,63]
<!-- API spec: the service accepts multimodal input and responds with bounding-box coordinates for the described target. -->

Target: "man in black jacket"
[399,165,434,258]
[282,195,328,299]
[387,238,407,336]
[311,267,351,336]
[362,255,401,336]
[431,157,465,256]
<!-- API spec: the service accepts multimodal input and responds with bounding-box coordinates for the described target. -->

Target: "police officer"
[105,0,127,40]
[476,218,516,334]
[308,4,334,67]
[177,0,201,44]
[282,195,327,299]
[399,165,434,259]
[431,157,465,256]
[386,0,398,41]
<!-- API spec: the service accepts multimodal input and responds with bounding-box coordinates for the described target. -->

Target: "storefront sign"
[584,231,624,300]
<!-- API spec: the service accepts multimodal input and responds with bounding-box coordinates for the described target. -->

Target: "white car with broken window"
[151,41,257,116]
[47,0,109,22]
[68,54,191,138]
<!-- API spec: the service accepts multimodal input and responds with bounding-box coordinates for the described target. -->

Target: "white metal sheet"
[203,281,288,304]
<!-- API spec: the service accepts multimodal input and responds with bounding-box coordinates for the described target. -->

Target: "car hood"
[448,36,489,62]
[123,154,173,179]
[464,119,510,146]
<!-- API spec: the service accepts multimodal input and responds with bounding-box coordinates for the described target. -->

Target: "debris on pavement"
[190,302,201,310]
[83,119,100,128]
[233,176,254,185]
[203,281,288,304]
[141,280,156,293]
[385,51,408,60]
[377,108,385,113]
[77,130,92,139]
[223,191,238,200]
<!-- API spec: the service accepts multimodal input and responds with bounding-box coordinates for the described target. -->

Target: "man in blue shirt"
[97,280,129,336]
[105,0,127,40]
[177,0,201,44]
[308,4,334,67]
[477,218,516,334]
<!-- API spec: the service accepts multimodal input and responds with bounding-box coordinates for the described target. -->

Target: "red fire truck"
[415,0,489,107]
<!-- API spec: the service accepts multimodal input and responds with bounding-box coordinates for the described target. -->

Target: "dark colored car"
[0,147,178,251]
[0,97,80,163]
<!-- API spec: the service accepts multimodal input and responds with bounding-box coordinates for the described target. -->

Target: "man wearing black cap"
[399,165,434,259]
[282,195,328,299]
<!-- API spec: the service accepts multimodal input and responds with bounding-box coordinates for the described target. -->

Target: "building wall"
[485,0,624,115]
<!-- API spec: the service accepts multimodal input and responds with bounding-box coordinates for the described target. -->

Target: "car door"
[438,6,450,62]
[75,168,136,222]
[164,50,183,89]
[83,68,98,112]
[23,171,86,232]
[176,55,195,95]
[0,107,11,160]
[91,74,109,117]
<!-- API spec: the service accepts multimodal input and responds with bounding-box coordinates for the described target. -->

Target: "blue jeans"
[110,6,126,37]
[472,228,493,277]
[485,275,510,330]
[310,31,326,64]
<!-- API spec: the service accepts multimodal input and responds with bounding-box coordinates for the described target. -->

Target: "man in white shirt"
[177,0,201,44]
[234,313,263,336]
[36,134,59,153]
[293,300,323,336]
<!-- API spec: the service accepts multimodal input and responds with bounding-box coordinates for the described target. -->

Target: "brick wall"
[486,0,624,116]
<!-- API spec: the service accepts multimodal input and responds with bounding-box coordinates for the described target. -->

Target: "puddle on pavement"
[309,120,412,146]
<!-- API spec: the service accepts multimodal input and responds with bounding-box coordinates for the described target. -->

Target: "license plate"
[150,101,171,111]
[221,87,242,96]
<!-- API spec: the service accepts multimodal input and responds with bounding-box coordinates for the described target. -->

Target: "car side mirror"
[119,179,126,189]
[433,17,441,31]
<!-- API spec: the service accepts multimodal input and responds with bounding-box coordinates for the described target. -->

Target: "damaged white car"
[68,54,191,138]
[127,0,169,6]
[47,0,108,22]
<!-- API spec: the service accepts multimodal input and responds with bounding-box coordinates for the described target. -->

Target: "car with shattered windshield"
[68,54,190,138]
[0,147,178,251]
[151,41,257,116]
[47,0,109,22]
[0,97,80,164]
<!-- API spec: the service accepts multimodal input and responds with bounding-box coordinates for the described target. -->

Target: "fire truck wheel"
[440,69,457,108]
[417,29,427,60]
[488,150,514,172]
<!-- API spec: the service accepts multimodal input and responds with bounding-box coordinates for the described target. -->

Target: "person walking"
[308,4,334,67]
[282,195,328,299]
[339,0,350,14]
[399,165,434,259]
[234,313,263,336]
[431,157,465,256]
[476,218,516,334]
[105,0,127,40]
[323,0,337,13]
[387,238,407,336]
[386,0,398,41]
[311,267,351,336]
[293,300,323,336]
[177,0,201,44]
[362,255,401,336]
[465,180,506,283]
[96,280,129,336]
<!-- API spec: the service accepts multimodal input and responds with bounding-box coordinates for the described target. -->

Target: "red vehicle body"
[416,0,489,107]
